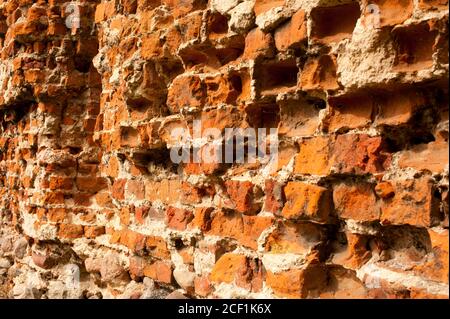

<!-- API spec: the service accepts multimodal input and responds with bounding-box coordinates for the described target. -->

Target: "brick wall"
[0,0,448,299]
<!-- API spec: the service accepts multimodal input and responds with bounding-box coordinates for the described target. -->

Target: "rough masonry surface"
[0,0,448,299]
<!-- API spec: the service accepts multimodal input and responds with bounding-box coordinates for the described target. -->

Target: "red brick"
[367,0,413,27]
[112,179,127,200]
[126,179,145,200]
[145,179,183,204]
[131,257,173,284]
[376,89,427,126]
[331,134,391,174]
[84,226,106,239]
[209,253,264,291]
[39,192,61,205]
[190,207,214,231]
[274,10,307,51]
[392,22,437,72]
[278,99,322,138]
[265,221,325,254]
[300,55,339,91]
[380,177,440,227]
[281,182,331,223]
[264,179,284,214]
[58,224,84,239]
[208,210,274,250]
[418,0,448,9]
[310,3,360,44]
[225,180,262,215]
[326,93,374,132]
[333,182,380,222]
[76,176,108,193]
[164,0,206,19]
[266,265,328,298]
[243,28,275,60]
[331,232,372,270]
[210,253,246,284]
[294,136,332,175]
[141,33,163,59]
[47,208,67,223]
[120,207,131,226]
[253,0,284,16]
[398,141,449,173]
[375,182,395,199]
[166,206,194,230]
[194,275,213,297]
[167,75,205,113]
[412,229,449,284]
[146,236,171,260]
[177,10,203,41]
[204,74,241,106]
[115,228,146,253]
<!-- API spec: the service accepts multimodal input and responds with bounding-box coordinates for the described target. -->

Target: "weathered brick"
[253,0,285,16]
[264,179,284,214]
[413,228,449,284]
[366,0,413,27]
[265,221,325,254]
[145,179,183,204]
[326,93,374,132]
[331,232,372,270]
[84,226,106,239]
[274,10,307,51]
[47,208,67,223]
[300,55,339,91]
[278,98,322,138]
[243,28,275,60]
[208,210,274,250]
[418,0,449,9]
[398,141,449,173]
[376,89,427,126]
[225,180,262,215]
[76,176,108,193]
[112,179,127,200]
[126,179,145,200]
[282,182,331,223]
[210,253,265,292]
[392,22,438,72]
[294,136,332,175]
[194,275,212,297]
[166,206,194,230]
[0,0,447,300]
[58,224,84,239]
[266,265,328,299]
[333,182,380,222]
[331,134,391,174]
[380,177,440,227]
[310,3,361,44]
[146,236,171,260]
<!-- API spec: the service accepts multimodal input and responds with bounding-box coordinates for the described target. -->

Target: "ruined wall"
[0,0,448,299]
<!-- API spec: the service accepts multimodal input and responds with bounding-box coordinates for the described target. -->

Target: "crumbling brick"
[0,0,447,300]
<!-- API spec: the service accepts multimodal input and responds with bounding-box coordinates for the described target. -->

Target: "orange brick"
[166,206,194,230]
[333,182,380,222]
[294,136,332,175]
[274,10,307,51]
[380,177,440,227]
[282,182,331,223]
[58,224,84,239]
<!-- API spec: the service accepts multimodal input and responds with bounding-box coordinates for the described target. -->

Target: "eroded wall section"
[0,0,448,299]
